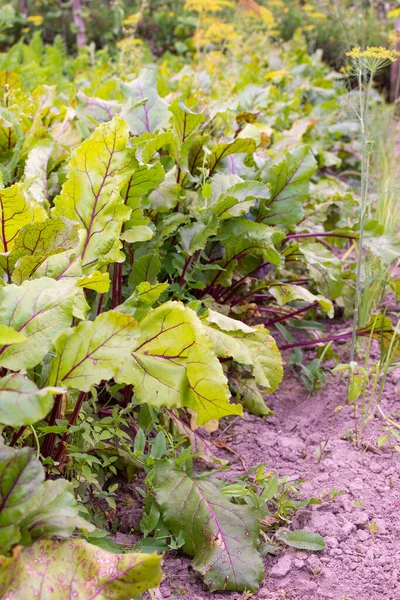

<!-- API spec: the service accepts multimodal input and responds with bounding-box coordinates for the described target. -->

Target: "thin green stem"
[349,68,373,365]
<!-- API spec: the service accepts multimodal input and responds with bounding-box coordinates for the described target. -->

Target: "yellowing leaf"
[0,183,47,273]
[48,311,139,391]
[0,539,162,599]
[269,284,334,318]
[117,302,241,425]
[77,270,110,293]
[52,116,135,272]
[0,325,26,345]
[0,278,78,371]
[0,374,64,427]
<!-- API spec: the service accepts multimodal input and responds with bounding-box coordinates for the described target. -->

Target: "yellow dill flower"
[308,11,326,20]
[268,0,284,7]
[264,69,290,81]
[184,0,234,12]
[123,13,141,27]
[26,15,44,26]
[195,20,238,45]
[387,8,400,19]
[346,46,400,72]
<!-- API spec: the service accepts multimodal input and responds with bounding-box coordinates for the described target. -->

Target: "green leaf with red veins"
[23,139,54,205]
[0,539,162,599]
[8,217,79,284]
[0,183,47,275]
[0,445,94,554]
[117,302,241,424]
[185,341,242,425]
[170,98,204,143]
[211,180,271,220]
[123,162,165,217]
[153,459,263,592]
[52,116,136,273]
[213,218,285,287]
[76,90,121,126]
[259,145,317,227]
[47,311,139,391]
[0,373,65,427]
[0,447,43,554]
[121,69,170,135]
[18,479,94,545]
[208,138,256,177]
[0,277,78,371]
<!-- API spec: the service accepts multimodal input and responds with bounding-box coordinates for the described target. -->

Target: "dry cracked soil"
[144,339,400,600]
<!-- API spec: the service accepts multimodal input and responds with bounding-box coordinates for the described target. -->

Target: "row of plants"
[0,16,399,598]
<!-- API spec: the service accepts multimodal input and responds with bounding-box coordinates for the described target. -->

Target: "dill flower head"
[346,46,400,73]
[387,8,400,19]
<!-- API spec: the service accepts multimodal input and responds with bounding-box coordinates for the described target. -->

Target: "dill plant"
[346,47,400,366]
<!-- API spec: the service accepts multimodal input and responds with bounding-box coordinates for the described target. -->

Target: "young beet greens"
[0,3,399,596]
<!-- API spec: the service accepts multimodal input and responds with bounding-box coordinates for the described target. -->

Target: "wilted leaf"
[162,409,225,465]
[203,312,283,392]
[23,139,54,204]
[231,377,273,417]
[269,284,333,317]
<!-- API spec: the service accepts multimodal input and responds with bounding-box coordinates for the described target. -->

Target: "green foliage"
[0,539,162,599]
[0,11,397,595]
[153,459,264,592]
[0,444,93,554]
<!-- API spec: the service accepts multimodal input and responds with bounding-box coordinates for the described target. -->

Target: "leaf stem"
[263,302,318,326]
[53,391,88,464]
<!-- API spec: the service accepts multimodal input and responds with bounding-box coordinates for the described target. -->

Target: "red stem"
[180,255,193,287]
[285,232,357,241]
[278,332,352,350]
[11,426,26,446]
[42,394,64,458]
[264,302,318,326]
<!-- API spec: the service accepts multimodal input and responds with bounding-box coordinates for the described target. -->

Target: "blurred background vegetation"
[0,1,399,96]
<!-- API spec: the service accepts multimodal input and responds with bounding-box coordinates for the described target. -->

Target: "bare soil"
[148,334,400,600]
